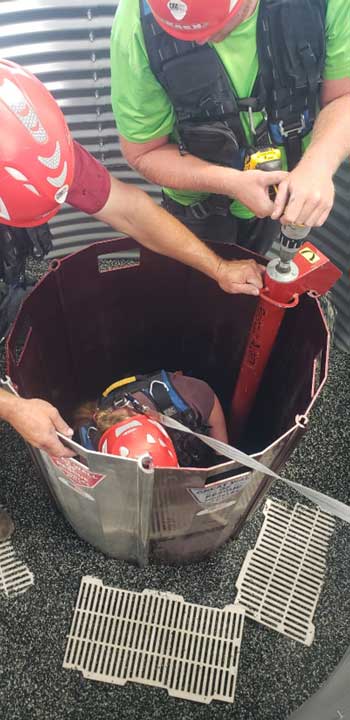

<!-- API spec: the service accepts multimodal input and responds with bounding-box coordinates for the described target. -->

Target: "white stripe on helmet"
[0,78,48,144]
[46,161,68,188]
[38,141,61,170]
[0,197,10,221]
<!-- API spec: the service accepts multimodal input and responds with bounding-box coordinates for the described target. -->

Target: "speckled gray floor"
[0,269,350,720]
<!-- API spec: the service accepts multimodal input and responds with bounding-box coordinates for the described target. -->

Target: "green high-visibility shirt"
[111,0,350,219]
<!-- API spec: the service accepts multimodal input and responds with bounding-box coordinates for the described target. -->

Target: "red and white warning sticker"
[50,456,105,489]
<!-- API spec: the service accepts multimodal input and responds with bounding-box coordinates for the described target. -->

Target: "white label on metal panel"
[235,498,335,645]
[64,576,245,705]
[189,475,250,507]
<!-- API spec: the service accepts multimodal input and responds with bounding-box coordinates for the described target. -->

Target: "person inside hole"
[73,370,228,468]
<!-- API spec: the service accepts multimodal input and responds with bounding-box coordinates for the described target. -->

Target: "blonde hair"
[73,399,135,435]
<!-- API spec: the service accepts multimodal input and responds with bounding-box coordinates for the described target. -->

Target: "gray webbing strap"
[153,412,350,525]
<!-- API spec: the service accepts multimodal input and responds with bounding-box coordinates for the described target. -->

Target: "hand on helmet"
[6,397,75,457]
[216,258,265,296]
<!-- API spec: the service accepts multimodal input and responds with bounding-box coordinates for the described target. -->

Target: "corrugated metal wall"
[1,0,349,349]
[0,0,160,257]
[310,164,350,352]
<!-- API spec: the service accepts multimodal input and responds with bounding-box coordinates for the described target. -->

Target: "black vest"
[140,0,326,171]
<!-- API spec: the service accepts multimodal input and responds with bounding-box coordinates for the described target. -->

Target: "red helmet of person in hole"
[146,0,245,42]
[98,414,179,467]
[0,58,75,228]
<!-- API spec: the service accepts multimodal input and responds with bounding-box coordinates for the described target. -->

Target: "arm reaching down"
[0,390,75,457]
[67,141,265,296]
[94,175,265,296]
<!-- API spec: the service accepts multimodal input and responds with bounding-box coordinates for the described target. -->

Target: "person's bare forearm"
[0,388,18,423]
[120,137,286,218]
[299,94,350,175]
[95,177,265,296]
[127,139,241,196]
[120,186,225,279]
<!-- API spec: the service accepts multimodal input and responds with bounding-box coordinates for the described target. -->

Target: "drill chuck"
[277,224,311,273]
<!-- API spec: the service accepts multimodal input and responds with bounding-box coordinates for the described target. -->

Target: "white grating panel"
[0,539,34,598]
[235,499,335,645]
[64,576,245,704]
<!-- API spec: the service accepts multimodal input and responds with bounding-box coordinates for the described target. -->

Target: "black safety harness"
[0,223,53,341]
[140,0,326,174]
[81,370,215,468]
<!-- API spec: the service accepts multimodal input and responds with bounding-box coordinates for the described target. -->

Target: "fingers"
[279,193,333,227]
[229,283,261,296]
[217,260,265,296]
[43,410,75,457]
[51,408,74,438]
[41,431,76,458]
[261,170,289,187]
[244,274,264,293]
[271,179,290,220]
[256,172,288,219]
[271,168,334,227]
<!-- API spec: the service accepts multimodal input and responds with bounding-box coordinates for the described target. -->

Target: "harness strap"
[257,0,326,169]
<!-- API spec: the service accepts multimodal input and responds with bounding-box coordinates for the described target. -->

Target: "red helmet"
[146,0,245,42]
[0,59,75,228]
[98,414,179,468]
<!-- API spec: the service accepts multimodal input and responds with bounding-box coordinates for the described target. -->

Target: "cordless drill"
[244,147,310,273]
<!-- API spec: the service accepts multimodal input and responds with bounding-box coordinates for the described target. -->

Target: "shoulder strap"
[257,0,326,168]
[99,370,192,417]
[148,370,190,415]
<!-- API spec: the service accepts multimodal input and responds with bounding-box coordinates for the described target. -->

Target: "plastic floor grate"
[0,539,34,597]
[63,576,246,704]
[235,498,335,645]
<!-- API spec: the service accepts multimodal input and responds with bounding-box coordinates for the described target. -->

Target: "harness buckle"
[190,202,211,220]
[278,115,306,139]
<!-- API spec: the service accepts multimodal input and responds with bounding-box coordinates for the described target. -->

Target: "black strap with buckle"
[162,192,231,221]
